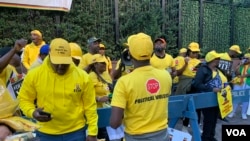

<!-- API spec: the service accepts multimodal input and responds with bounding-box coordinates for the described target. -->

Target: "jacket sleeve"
[193,67,213,92]
[17,71,37,118]
[22,46,30,70]
[82,75,98,136]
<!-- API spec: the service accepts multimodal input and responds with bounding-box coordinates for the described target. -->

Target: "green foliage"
[202,3,231,54]
[234,7,250,52]
[0,0,249,59]
[180,0,199,48]
[118,0,179,57]
[119,0,163,39]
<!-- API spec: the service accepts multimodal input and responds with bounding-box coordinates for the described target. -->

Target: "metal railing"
[97,89,250,141]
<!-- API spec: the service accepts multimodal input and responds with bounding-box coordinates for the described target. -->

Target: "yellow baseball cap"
[128,32,153,60]
[179,48,187,53]
[69,42,83,60]
[230,45,241,54]
[122,35,134,48]
[49,38,72,64]
[205,50,221,62]
[244,53,250,58]
[188,42,200,52]
[31,30,42,38]
[99,43,105,48]
[92,54,106,64]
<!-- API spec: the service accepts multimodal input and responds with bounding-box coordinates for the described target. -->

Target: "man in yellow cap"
[219,45,242,82]
[18,38,98,141]
[221,45,242,61]
[110,33,172,141]
[21,30,46,71]
[150,37,176,78]
[79,36,101,73]
[69,42,83,67]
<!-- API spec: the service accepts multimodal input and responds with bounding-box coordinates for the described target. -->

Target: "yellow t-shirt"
[0,65,18,86]
[22,41,46,70]
[182,58,201,77]
[115,59,134,76]
[89,72,111,108]
[173,56,185,83]
[150,53,175,70]
[79,53,94,69]
[220,52,232,61]
[111,66,172,135]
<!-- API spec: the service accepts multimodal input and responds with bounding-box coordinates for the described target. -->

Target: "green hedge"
[0,0,249,59]
[202,3,231,54]
[234,6,250,52]
[180,0,199,48]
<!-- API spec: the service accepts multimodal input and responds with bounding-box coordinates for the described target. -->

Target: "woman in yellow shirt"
[175,42,202,133]
[89,54,112,108]
[192,50,228,141]
[89,54,113,141]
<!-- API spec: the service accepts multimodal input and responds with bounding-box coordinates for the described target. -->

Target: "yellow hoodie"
[18,57,98,135]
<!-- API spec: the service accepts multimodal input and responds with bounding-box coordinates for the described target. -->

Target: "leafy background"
[0,0,250,59]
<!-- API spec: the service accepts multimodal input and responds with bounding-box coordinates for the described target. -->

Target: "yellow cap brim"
[190,48,200,52]
[50,56,72,64]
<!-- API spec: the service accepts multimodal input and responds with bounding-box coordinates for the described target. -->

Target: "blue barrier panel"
[97,89,250,141]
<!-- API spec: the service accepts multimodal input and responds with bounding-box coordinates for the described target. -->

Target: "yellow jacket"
[18,57,98,135]
[22,41,46,70]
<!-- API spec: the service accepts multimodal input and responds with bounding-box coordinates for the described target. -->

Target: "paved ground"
[173,106,250,141]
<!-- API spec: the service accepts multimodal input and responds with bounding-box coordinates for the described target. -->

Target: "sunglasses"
[99,48,105,50]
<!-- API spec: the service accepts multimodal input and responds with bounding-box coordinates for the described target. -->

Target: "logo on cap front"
[146,79,160,94]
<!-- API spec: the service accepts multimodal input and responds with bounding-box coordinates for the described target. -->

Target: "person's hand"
[32,107,52,122]
[213,88,221,93]
[99,96,109,102]
[184,57,190,63]
[86,136,97,141]
[14,39,27,52]
[171,70,177,78]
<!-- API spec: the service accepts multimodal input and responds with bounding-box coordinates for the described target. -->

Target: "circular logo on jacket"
[146,79,160,94]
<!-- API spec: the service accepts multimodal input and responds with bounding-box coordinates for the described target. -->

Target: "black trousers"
[98,127,110,141]
[201,106,219,141]
[98,128,123,141]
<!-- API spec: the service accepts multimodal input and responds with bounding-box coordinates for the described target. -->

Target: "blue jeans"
[36,127,86,141]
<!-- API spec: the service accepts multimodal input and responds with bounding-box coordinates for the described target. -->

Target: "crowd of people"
[0,29,250,141]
